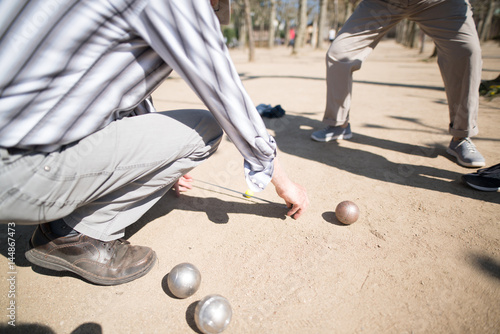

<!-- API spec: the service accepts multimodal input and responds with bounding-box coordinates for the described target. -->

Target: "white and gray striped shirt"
[0,0,276,191]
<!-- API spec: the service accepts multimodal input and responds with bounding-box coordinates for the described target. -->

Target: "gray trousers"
[0,109,223,241]
[324,0,481,138]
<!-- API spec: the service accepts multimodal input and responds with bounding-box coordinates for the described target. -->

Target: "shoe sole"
[446,148,485,168]
[25,243,157,286]
[311,132,353,142]
[462,176,500,191]
[464,182,500,191]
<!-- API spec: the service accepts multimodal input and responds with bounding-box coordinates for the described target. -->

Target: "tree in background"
[243,0,256,61]
[268,0,278,48]
[224,0,498,61]
[292,0,308,54]
[473,0,500,41]
[394,0,500,58]
[316,0,328,49]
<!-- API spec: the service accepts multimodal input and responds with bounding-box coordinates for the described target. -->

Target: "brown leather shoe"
[25,223,156,285]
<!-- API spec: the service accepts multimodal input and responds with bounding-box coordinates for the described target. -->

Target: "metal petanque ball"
[194,294,232,334]
[167,263,201,299]
[335,200,360,225]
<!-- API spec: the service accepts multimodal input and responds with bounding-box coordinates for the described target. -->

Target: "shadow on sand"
[261,113,499,205]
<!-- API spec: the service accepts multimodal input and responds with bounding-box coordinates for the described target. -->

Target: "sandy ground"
[1,40,499,334]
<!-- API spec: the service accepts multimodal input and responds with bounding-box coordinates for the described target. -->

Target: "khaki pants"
[0,110,223,241]
[324,0,481,138]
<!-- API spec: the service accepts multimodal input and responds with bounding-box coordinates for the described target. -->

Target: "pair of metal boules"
[167,263,232,334]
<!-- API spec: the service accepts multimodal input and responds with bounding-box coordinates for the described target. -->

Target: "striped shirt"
[0,0,276,191]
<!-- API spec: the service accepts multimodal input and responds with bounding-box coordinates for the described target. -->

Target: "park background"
[1,1,500,333]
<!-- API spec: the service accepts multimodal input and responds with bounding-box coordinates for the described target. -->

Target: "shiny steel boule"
[335,200,360,225]
[194,294,232,334]
[167,263,201,299]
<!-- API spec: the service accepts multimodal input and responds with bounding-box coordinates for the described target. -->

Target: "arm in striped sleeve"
[128,0,276,192]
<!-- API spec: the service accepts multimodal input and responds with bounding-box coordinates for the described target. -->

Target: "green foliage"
[223,27,237,42]
[479,74,500,99]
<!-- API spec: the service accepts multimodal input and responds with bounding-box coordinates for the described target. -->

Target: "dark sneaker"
[25,223,156,285]
[446,138,485,168]
[462,163,500,191]
[311,123,352,142]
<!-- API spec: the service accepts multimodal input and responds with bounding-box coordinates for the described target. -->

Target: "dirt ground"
[1,39,499,334]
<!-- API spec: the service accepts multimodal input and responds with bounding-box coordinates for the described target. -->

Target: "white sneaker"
[446,138,485,168]
[311,124,352,142]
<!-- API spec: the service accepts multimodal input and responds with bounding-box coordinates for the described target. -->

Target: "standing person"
[0,0,308,286]
[289,27,296,47]
[328,28,336,42]
[311,0,486,168]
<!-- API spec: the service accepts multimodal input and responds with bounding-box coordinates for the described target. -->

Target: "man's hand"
[271,158,309,219]
[173,173,194,197]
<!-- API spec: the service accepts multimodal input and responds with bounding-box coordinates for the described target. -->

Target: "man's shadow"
[3,113,497,280]
[126,190,287,238]
[0,191,285,284]
[262,113,500,204]
[0,322,102,334]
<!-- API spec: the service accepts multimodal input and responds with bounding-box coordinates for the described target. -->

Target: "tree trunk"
[239,23,247,50]
[243,0,255,61]
[346,1,354,20]
[396,19,418,48]
[429,45,437,59]
[419,32,426,54]
[268,0,277,48]
[480,0,498,42]
[284,19,290,46]
[293,0,307,54]
[406,21,418,48]
[333,0,339,31]
[316,0,328,49]
[311,15,318,48]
